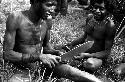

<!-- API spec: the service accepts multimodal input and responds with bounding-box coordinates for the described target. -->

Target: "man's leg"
[8,73,31,82]
[83,58,102,72]
[114,63,125,75]
[54,64,102,82]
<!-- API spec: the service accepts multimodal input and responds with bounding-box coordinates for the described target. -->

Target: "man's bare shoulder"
[6,11,22,30]
[106,17,117,34]
[106,16,115,27]
[105,16,116,38]
[8,11,21,21]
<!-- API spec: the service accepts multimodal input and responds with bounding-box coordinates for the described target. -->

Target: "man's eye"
[46,3,57,7]
[46,4,53,7]
[100,8,104,10]
[92,7,97,10]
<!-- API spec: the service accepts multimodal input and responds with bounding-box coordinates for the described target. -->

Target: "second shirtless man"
[59,1,116,72]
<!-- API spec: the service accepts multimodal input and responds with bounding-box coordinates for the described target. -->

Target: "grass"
[0,0,125,82]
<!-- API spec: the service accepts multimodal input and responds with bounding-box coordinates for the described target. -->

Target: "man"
[3,0,103,82]
[59,1,116,72]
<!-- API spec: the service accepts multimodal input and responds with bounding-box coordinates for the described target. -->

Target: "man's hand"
[74,53,90,60]
[53,50,64,56]
[57,50,64,56]
[39,54,61,68]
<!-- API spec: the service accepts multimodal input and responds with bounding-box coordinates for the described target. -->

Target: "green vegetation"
[0,0,125,82]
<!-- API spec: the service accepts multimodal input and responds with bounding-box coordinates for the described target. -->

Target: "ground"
[0,0,125,82]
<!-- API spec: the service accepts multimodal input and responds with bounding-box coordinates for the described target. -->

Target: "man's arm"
[42,22,61,56]
[77,36,114,59]
[3,14,39,63]
[65,15,94,49]
[70,32,87,47]
[90,40,113,59]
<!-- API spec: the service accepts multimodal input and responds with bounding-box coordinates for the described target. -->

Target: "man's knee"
[114,63,125,75]
[54,64,82,79]
[83,58,102,71]
[54,64,73,76]
[8,74,30,82]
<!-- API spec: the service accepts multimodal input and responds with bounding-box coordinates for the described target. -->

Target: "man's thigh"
[53,64,103,82]
[8,73,31,82]
[54,64,84,78]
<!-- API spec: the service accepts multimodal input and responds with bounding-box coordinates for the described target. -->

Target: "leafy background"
[0,0,125,82]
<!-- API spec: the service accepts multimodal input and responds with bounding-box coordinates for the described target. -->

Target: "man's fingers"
[56,50,64,56]
[55,56,61,62]
[58,51,64,56]
[45,61,52,68]
[74,53,81,59]
[50,60,55,68]
[74,56,82,60]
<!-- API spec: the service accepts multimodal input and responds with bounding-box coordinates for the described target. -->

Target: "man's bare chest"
[86,22,107,39]
[17,21,48,44]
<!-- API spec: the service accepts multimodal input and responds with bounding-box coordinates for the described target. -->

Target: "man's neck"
[25,7,41,25]
[96,16,108,23]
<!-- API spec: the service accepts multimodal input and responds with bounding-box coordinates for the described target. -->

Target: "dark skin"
[3,0,103,82]
[76,3,115,59]
[60,2,116,70]
[3,0,60,69]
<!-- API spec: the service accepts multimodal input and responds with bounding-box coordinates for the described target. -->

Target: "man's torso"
[85,16,116,52]
[12,11,48,54]
[4,11,49,81]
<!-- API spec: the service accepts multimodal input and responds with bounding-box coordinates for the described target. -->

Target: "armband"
[22,52,40,63]
[43,49,59,55]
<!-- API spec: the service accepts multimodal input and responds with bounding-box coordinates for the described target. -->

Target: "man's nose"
[49,6,56,13]
[96,8,101,12]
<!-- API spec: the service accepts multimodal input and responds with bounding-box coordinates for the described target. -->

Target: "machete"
[60,41,94,63]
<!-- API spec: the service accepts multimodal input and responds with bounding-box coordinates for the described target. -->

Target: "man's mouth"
[45,11,56,19]
[94,13,101,18]
[45,12,51,16]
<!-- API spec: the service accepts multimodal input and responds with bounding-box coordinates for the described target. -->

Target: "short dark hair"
[30,0,57,4]
[30,0,35,4]
[30,0,45,4]
[91,0,104,6]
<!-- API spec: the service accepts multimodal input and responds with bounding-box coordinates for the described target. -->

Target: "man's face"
[40,0,57,19]
[93,2,107,21]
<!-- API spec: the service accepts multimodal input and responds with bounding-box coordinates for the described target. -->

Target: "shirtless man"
[59,1,116,72]
[3,0,102,82]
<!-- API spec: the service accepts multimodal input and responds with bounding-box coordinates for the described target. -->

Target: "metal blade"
[61,41,94,62]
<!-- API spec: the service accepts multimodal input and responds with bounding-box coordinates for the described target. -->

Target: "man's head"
[30,0,58,19]
[92,1,107,21]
